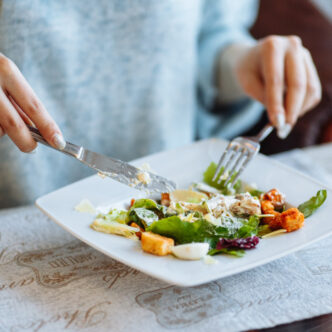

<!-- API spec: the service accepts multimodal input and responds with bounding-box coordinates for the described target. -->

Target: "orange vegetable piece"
[261,195,304,232]
[279,208,305,232]
[130,222,144,239]
[266,212,282,229]
[261,200,275,214]
[262,189,285,210]
[161,193,170,207]
[261,199,281,229]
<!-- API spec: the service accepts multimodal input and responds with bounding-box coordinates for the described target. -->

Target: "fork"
[212,124,274,188]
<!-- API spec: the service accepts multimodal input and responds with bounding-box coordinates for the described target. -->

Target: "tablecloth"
[1,146,332,332]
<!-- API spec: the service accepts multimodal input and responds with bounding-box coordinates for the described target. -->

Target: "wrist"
[217,41,256,104]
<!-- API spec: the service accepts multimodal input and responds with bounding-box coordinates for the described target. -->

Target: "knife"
[28,126,176,193]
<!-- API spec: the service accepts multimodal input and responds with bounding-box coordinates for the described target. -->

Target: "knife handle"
[28,125,83,159]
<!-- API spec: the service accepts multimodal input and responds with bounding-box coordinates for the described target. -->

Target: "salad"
[89,162,327,260]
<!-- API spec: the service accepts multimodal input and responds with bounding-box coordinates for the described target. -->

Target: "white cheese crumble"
[203,255,219,265]
[74,199,96,214]
[97,172,107,179]
[136,171,151,185]
[139,163,152,172]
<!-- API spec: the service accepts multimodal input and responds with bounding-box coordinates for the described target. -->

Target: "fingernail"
[28,146,38,154]
[277,123,292,139]
[276,113,285,129]
[53,133,66,150]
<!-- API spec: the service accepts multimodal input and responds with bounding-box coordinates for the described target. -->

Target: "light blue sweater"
[0,0,262,208]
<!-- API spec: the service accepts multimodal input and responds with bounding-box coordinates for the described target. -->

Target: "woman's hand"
[233,35,322,138]
[0,54,65,152]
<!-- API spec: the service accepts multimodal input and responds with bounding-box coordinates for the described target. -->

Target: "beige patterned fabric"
[1,204,332,332]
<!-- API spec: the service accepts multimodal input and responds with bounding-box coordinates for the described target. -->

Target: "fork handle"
[254,124,274,142]
[28,125,83,159]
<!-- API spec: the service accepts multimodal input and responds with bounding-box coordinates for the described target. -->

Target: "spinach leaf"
[203,162,241,194]
[298,189,327,218]
[208,248,245,257]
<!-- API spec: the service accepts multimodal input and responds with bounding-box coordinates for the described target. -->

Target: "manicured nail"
[277,123,292,139]
[28,146,38,154]
[53,133,66,150]
[276,113,285,129]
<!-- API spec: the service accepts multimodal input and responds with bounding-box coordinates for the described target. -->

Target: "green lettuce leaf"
[91,218,139,239]
[249,189,264,198]
[203,162,241,194]
[208,248,245,257]
[233,215,260,238]
[97,209,129,224]
[131,198,162,211]
[147,215,260,248]
[298,189,327,218]
[129,198,167,220]
[147,216,229,247]
[257,224,273,237]
[129,208,159,229]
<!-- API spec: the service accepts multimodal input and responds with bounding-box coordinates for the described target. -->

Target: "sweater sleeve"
[197,0,259,109]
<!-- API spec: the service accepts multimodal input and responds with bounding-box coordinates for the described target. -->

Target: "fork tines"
[212,124,273,189]
[212,138,256,188]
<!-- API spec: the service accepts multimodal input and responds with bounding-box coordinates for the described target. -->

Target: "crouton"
[141,232,174,256]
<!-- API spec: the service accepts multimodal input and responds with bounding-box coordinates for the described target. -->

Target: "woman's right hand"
[0,54,65,152]
[232,36,321,139]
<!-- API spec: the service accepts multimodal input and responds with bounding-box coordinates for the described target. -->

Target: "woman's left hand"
[232,35,322,138]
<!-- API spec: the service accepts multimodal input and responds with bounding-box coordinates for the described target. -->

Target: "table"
[1,143,332,332]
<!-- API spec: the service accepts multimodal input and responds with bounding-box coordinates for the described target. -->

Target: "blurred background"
[240,0,332,155]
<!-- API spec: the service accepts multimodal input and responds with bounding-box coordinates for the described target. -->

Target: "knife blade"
[28,126,176,193]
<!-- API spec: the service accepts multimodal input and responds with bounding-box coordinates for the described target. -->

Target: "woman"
[0,0,321,208]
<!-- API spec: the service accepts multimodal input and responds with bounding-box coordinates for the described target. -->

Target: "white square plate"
[36,139,332,287]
